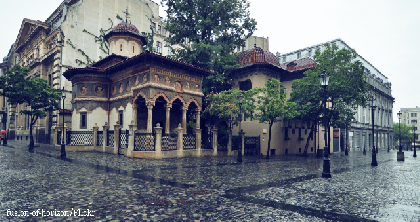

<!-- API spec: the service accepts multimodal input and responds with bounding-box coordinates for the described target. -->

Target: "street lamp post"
[345,123,348,155]
[320,71,331,178]
[237,93,244,163]
[413,127,417,157]
[61,87,66,159]
[371,104,378,166]
[397,111,404,161]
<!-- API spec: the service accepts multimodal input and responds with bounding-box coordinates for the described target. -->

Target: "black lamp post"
[237,93,244,163]
[345,122,348,155]
[397,111,404,161]
[413,127,417,157]
[371,103,378,166]
[61,87,66,159]
[320,71,331,178]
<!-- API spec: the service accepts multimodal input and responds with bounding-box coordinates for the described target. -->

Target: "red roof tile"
[237,47,281,68]
[280,57,317,72]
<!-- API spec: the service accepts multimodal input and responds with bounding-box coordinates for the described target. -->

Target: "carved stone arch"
[150,92,170,104]
[133,90,149,104]
[169,94,187,107]
[186,97,201,110]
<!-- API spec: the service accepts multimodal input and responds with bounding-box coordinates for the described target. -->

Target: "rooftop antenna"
[123,7,130,23]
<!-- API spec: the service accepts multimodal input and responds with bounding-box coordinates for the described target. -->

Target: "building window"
[239,79,252,91]
[282,56,286,63]
[285,127,289,140]
[156,41,162,54]
[297,52,300,59]
[133,46,135,53]
[152,22,156,32]
[119,110,123,127]
[164,28,167,37]
[158,25,161,35]
[412,120,417,124]
[414,127,418,131]
[80,112,87,129]
[120,44,123,51]
[412,113,417,117]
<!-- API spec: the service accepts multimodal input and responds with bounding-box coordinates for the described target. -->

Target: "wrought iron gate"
[244,136,260,156]
[119,129,129,155]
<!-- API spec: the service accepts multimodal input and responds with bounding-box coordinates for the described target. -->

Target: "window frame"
[80,112,87,129]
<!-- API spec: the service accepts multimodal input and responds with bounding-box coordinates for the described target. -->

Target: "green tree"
[290,43,371,151]
[394,122,415,147]
[203,88,255,128]
[0,65,61,151]
[249,79,296,159]
[162,0,257,94]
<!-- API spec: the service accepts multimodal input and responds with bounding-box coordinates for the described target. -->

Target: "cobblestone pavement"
[1,140,419,221]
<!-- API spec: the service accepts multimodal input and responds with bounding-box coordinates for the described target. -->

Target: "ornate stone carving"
[126,80,131,92]
[80,85,87,96]
[119,83,124,93]
[135,76,139,85]
[111,85,116,95]
[154,74,160,83]
[95,85,104,96]
[142,74,147,83]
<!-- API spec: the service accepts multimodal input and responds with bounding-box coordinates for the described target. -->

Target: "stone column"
[52,126,57,145]
[176,123,184,157]
[102,122,109,152]
[196,108,201,129]
[182,106,188,134]
[147,101,154,133]
[114,122,121,154]
[154,123,163,159]
[165,104,172,134]
[211,126,218,156]
[63,124,68,145]
[93,123,99,150]
[127,120,136,157]
[227,130,233,155]
[195,128,202,157]
[133,104,138,125]
[239,130,246,156]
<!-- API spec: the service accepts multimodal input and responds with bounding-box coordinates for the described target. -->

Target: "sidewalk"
[2,140,420,221]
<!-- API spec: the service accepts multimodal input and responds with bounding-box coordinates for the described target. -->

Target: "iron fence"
[183,134,196,150]
[134,132,155,151]
[66,131,93,146]
[97,131,104,146]
[162,133,177,151]
[107,130,114,147]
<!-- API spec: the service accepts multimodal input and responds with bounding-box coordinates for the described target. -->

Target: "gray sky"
[1,0,419,123]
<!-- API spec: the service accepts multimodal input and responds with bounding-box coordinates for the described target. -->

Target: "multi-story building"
[400,107,420,141]
[1,0,268,144]
[278,39,395,152]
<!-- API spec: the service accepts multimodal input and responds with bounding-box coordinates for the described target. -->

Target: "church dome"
[237,46,281,68]
[104,22,147,45]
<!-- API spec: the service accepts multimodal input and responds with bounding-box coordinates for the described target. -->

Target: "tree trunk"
[266,122,273,159]
[303,123,316,156]
[29,121,34,151]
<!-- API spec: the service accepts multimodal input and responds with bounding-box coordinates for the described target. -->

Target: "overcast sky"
[1,0,419,123]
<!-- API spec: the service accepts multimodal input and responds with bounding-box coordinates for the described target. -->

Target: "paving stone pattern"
[0,140,419,221]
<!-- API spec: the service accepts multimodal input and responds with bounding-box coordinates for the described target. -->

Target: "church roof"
[280,57,317,72]
[237,46,281,68]
[104,22,147,45]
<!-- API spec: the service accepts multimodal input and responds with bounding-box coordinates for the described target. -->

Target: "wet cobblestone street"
[1,140,419,221]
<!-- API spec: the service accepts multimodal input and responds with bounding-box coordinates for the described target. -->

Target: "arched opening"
[186,102,198,134]
[169,99,183,133]
[152,96,167,132]
[135,96,148,132]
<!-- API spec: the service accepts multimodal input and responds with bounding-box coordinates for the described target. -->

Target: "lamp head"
[319,70,330,86]
[61,87,66,99]
[238,92,244,105]
[397,111,402,120]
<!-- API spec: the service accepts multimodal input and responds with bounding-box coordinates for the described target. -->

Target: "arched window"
[120,44,123,51]
[239,79,252,91]
[133,46,135,53]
